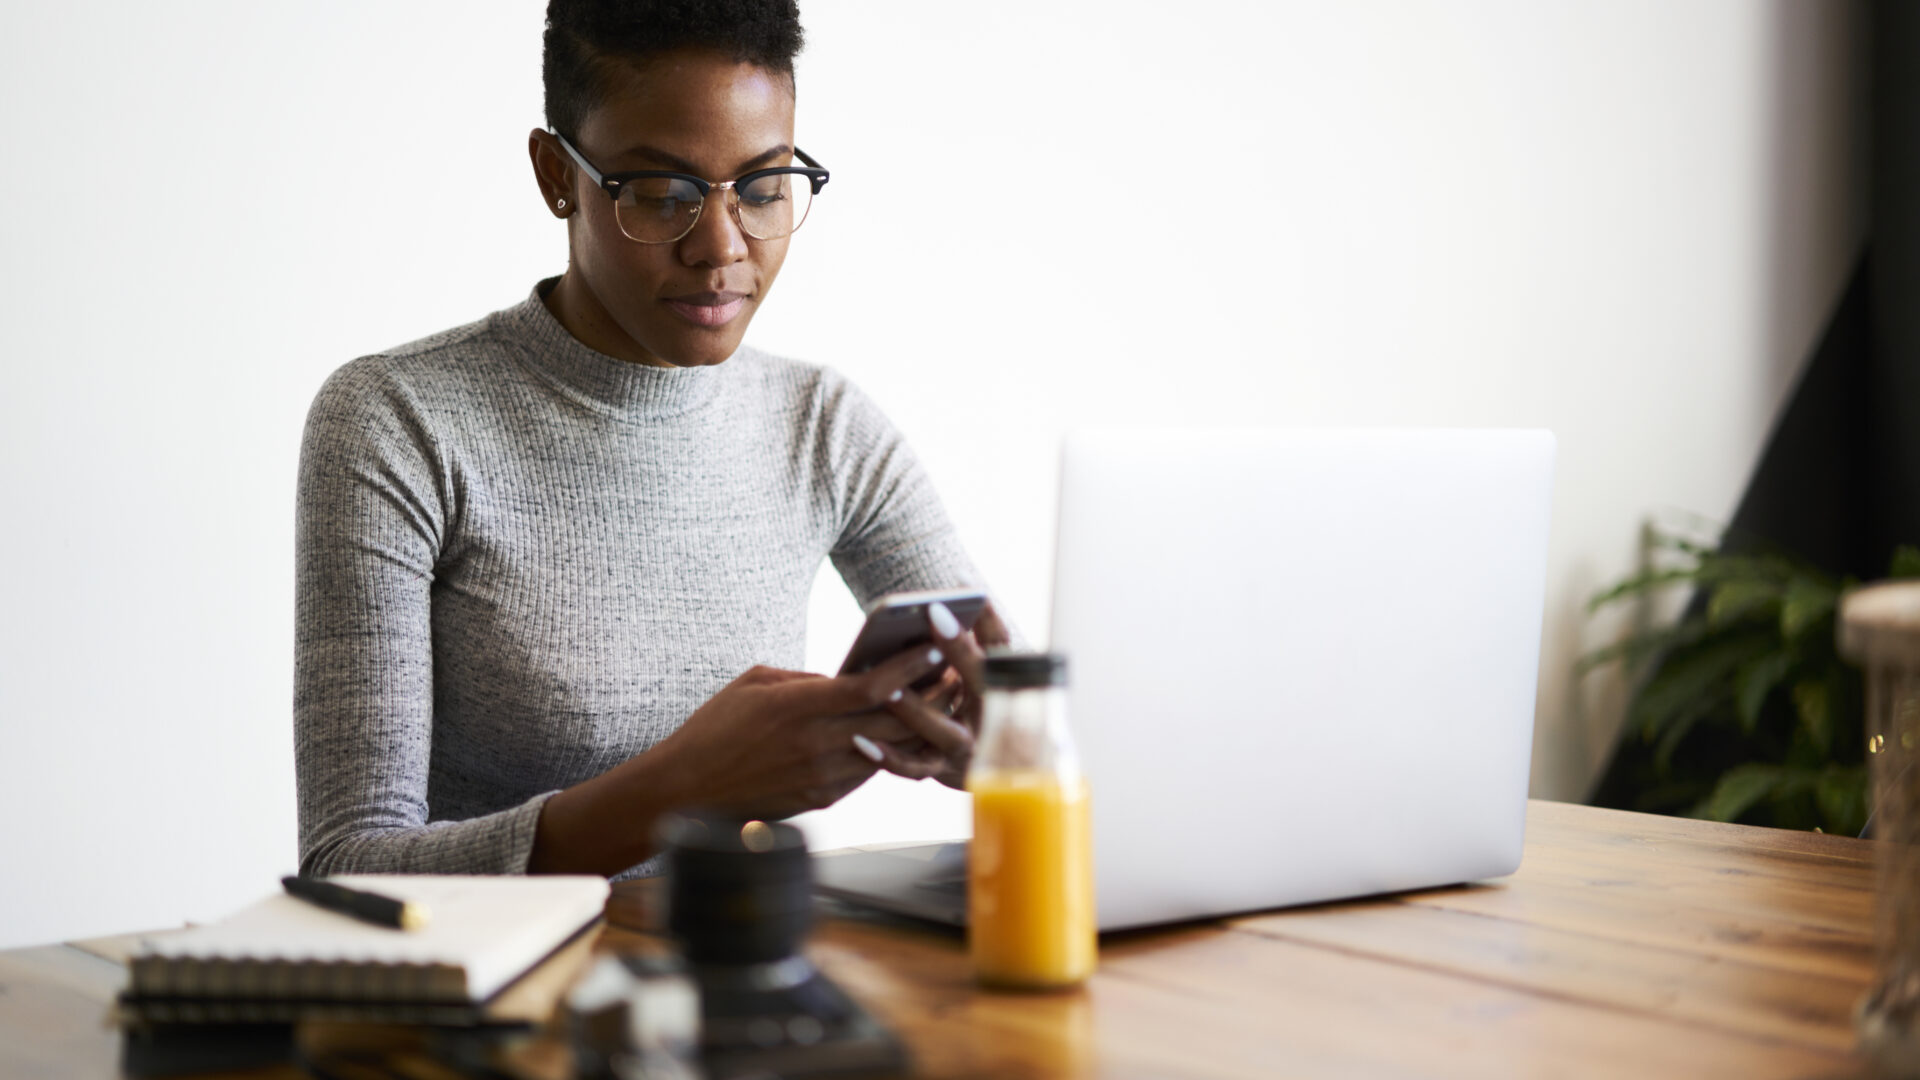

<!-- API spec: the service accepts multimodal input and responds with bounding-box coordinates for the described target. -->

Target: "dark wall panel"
[1869,0,1920,564]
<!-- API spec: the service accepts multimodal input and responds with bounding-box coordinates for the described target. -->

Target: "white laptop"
[814,428,1555,931]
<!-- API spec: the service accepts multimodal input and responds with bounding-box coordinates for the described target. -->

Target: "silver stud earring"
[556,198,567,210]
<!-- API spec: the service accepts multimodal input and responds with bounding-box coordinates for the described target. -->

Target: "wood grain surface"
[0,801,1881,1079]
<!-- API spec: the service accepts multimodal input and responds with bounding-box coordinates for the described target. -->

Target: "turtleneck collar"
[491,277,731,421]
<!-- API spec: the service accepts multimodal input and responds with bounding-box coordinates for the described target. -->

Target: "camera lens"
[661,815,812,966]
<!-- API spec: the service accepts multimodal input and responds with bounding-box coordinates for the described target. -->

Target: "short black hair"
[543,0,805,138]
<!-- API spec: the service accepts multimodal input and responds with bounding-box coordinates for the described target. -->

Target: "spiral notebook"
[122,875,609,1025]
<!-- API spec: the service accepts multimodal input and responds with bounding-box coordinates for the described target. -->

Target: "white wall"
[0,1,1865,949]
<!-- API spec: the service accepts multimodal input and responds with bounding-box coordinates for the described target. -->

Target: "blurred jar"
[1842,581,1920,1075]
[967,653,1097,989]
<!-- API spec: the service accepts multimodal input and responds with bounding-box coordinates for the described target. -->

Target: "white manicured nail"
[888,689,903,702]
[928,601,961,638]
[851,734,885,763]
[927,647,943,665]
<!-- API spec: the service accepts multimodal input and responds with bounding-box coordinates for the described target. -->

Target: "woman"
[294,0,1007,878]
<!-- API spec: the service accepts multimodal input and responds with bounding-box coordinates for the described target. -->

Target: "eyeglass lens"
[613,171,814,243]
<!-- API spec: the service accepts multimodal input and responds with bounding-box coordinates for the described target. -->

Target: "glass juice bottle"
[967,653,1096,989]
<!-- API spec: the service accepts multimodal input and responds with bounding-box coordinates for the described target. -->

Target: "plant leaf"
[1892,545,1920,579]
[1630,632,1775,740]
[1586,566,1701,613]
[1696,764,1783,822]
[1708,580,1783,628]
[1647,531,1718,558]
[1733,652,1796,734]
[1576,620,1711,677]
[1792,678,1833,756]
[1816,765,1869,837]
[1693,552,1804,587]
[1780,576,1839,643]
[1652,698,1715,771]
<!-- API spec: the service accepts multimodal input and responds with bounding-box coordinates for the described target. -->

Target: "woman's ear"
[527,129,574,219]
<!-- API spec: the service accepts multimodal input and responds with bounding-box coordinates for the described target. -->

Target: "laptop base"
[812,843,968,927]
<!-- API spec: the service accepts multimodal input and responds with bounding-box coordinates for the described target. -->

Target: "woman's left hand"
[866,599,1012,789]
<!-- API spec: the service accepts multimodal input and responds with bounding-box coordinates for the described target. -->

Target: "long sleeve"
[293,361,553,875]
[819,377,989,609]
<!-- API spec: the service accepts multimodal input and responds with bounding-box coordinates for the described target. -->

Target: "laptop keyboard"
[913,875,967,898]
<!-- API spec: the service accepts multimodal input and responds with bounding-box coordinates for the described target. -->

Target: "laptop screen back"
[1050,428,1555,930]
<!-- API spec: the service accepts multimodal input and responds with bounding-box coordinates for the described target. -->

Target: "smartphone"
[837,587,989,691]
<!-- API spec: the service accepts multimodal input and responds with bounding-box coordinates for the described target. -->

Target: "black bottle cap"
[983,652,1069,688]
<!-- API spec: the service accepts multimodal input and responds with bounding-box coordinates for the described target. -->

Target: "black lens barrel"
[663,816,812,966]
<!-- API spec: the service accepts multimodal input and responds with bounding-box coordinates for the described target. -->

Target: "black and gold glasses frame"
[551,130,829,244]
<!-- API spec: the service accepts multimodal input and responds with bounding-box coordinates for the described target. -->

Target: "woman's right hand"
[649,644,952,819]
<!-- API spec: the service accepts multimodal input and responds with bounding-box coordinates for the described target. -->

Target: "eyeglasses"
[552,131,829,245]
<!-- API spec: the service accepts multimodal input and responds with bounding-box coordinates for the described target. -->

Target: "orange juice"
[968,770,1097,988]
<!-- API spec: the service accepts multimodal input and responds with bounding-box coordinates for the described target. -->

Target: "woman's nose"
[679,187,749,267]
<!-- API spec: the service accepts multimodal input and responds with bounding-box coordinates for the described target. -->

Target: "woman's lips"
[663,292,748,328]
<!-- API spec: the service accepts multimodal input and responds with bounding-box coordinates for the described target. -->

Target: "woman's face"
[532,50,797,367]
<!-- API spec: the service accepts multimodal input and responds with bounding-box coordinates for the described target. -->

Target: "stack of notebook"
[121,875,610,1027]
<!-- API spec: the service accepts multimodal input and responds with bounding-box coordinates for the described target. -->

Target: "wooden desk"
[0,801,1878,1079]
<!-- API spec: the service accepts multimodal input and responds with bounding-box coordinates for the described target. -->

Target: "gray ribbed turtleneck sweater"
[294,279,982,878]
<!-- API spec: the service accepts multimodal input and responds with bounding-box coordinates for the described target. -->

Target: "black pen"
[281,876,431,931]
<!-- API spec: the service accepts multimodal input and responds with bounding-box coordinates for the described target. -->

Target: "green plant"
[1583,524,1920,834]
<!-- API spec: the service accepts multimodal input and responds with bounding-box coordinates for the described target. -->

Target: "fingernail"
[926,647,943,665]
[928,601,961,638]
[889,689,903,702]
[851,733,885,763]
